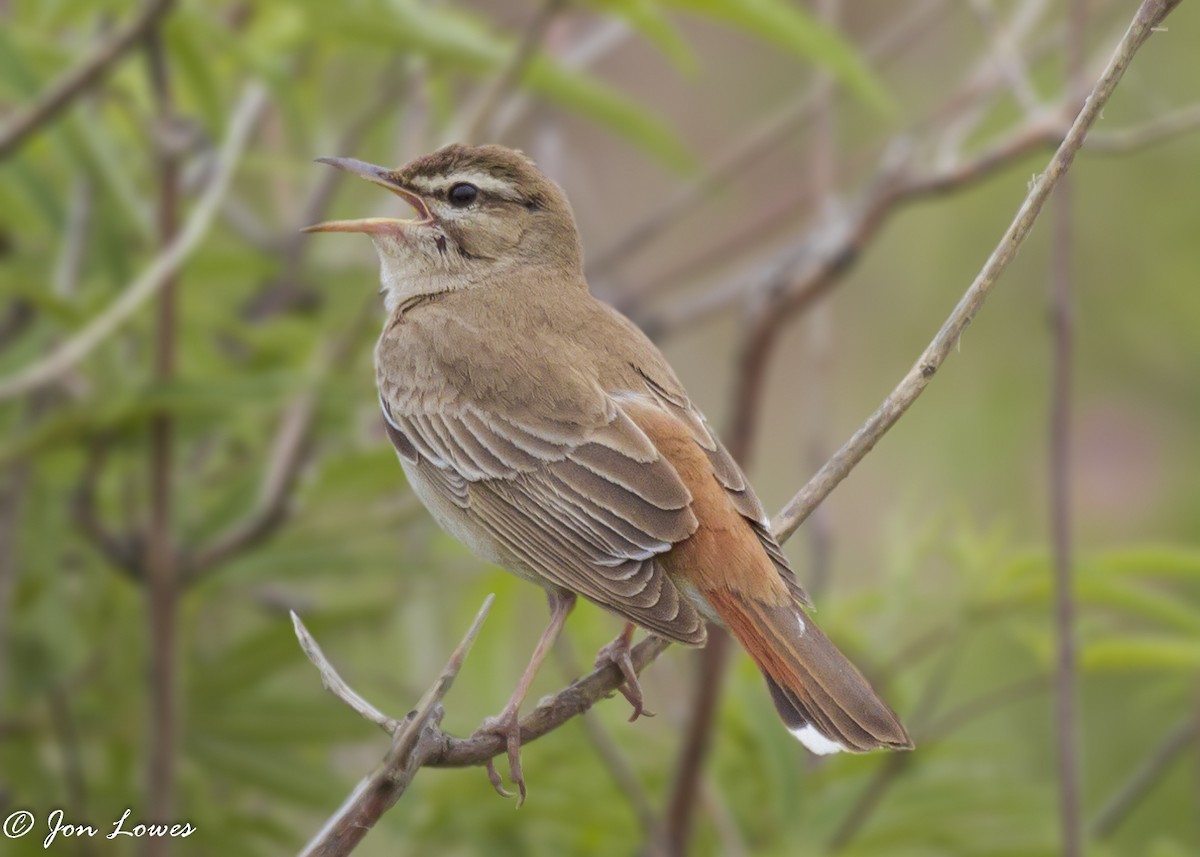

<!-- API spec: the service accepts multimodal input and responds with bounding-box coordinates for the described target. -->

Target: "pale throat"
[371,233,471,314]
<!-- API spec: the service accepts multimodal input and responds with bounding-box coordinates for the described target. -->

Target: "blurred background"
[2,0,1199,855]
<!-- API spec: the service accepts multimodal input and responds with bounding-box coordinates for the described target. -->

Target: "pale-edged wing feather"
[381,395,707,644]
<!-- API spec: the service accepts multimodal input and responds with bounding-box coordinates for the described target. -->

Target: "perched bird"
[305,144,911,801]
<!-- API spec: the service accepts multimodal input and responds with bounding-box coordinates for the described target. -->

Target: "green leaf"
[668,0,890,112]
[1092,546,1200,581]
[521,56,695,168]
[588,0,696,73]
[298,0,693,167]
[186,735,337,807]
[1078,577,1200,635]
[1083,635,1200,671]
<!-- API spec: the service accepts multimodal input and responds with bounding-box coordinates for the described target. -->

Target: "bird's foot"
[594,630,652,721]
[475,705,527,806]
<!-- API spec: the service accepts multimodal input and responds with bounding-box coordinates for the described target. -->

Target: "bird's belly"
[398,457,544,587]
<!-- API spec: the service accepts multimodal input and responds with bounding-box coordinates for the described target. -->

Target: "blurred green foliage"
[2,1,1199,856]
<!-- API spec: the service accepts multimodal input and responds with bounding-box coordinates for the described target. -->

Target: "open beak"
[302,157,432,234]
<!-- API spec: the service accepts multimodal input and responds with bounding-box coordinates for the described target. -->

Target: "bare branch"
[297,596,494,857]
[771,0,1182,545]
[590,0,948,281]
[1086,101,1200,152]
[554,634,656,833]
[1047,1,1087,854]
[291,611,402,735]
[456,0,566,144]
[143,31,183,848]
[0,0,174,160]
[0,81,269,402]
[1090,713,1197,838]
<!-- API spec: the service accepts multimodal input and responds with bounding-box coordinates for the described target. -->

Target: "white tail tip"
[790,724,846,755]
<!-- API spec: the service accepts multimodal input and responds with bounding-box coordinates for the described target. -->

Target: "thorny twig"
[296,595,494,857]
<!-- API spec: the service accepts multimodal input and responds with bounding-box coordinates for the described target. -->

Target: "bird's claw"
[594,633,652,722]
[476,707,527,806]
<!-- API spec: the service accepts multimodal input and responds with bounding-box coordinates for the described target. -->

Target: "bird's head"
[304,143,582,307]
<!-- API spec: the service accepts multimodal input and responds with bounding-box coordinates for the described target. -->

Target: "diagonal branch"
[0,0,175,160]
[1090,711,1197,838]
[771,0,1182,545]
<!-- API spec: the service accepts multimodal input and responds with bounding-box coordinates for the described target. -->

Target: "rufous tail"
[703,588,912,754]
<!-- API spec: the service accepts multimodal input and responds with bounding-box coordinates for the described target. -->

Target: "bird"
[304,143,911,802]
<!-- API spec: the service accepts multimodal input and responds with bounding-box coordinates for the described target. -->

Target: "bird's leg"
[477,588,576,806]
[593,622,652,721]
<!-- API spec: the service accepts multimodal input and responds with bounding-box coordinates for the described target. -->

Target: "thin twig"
[828,674,1050,852]
[1086,101,1200,152]
[143,30,181,849]
[456,0,566,144]
[1048,2,1087,855]
[966,0,1046,117]
[771,0,1183,546]
[71,437,141,578]
[0,0,174,159]
[291,612,402,735]
[590,0,947,281]
[554,633,656,833]
[1090,713,1197,838]
[0,80,269,402]
[296,596,494,857]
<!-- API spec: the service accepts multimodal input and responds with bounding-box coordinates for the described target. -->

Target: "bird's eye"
[448,183,478,207]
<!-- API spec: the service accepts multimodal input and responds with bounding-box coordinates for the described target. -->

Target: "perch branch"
[0,0,174,160]
[296,596,493,857]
